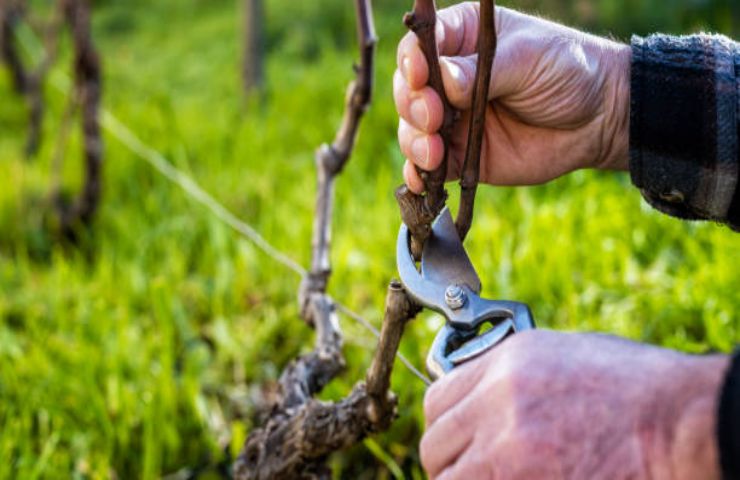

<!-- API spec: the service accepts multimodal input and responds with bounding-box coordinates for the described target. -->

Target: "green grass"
[0,0,738,478]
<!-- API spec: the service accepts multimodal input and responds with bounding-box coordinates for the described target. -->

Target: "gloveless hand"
[394,3,631,192]
[421,330,727,479]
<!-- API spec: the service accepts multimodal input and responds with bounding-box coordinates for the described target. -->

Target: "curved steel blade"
[421,207,481,294]
[397,222,448,310]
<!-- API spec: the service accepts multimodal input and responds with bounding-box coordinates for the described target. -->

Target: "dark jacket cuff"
[629,34,739,231]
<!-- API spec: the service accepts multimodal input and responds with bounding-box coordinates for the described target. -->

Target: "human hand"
[421,330,727,479]
[395,3,631,193]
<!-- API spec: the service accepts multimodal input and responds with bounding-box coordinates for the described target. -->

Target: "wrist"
[596,42,631,171]
[665,354,728,480]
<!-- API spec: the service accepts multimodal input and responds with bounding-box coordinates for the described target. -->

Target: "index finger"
[424,350,489,428]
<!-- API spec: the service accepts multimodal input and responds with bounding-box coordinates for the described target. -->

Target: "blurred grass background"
[0,0,738,478]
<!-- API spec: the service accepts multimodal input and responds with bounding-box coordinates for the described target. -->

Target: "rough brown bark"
[365,281,421,402]
[395,184,433,260]
[455,0,496,240]
[242,0,263,94]
[57,0,102,234]
[235,283,418,480]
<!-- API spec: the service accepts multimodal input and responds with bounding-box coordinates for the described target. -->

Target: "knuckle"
[511,32,545,66]
[498,329,545,371]
[421,87,444,131]
[397,118,410,140]
[398,135,409,155]
[397,32,416,66]
[392,69,404,95]
[393,75,410,110]
[494,347,535,398]
[397,123,417,159]
[506,328,538,351]
[398,117,413,134]
[448,406,469,433]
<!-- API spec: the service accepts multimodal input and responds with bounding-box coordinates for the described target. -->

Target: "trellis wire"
[99,109,432,385]
[27,35,433,385]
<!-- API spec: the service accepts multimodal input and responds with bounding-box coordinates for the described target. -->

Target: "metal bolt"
[445,284,466,310]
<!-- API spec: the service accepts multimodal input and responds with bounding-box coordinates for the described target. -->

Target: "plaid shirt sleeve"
[630,34,740,231]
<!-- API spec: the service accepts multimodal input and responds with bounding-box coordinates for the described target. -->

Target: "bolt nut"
[445,284,466,310]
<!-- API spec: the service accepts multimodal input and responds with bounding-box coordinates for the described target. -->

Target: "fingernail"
[402,56,411,79]
[409,98,429,129]
[411,137,429,168]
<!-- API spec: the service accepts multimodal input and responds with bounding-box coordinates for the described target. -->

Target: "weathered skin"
[421,330,727,480]
[394,3,631,192]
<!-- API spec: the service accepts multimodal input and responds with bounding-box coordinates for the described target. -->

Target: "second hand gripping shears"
[397,207,536,380]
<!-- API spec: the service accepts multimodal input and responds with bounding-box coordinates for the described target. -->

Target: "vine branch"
[235,283,418,479]
[400,0,496,249]
[455,0,495,240]
[300,0,376,310]
[236,1,425,477]
[238,1,498,476]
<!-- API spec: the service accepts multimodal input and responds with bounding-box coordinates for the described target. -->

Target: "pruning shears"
[396,207,535,380]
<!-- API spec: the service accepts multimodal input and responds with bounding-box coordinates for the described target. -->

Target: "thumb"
[439,55,477,110]
[439,40,520,111]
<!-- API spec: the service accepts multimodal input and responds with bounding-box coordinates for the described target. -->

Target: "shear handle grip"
[481,299,535,333]
[427,301,536,380]
[447,297,535,332]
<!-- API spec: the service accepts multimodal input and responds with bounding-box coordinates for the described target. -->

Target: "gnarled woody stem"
[237,0,498,476]
[238,0,417,478]
[301,0,376,314]
[235,282,418,479]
